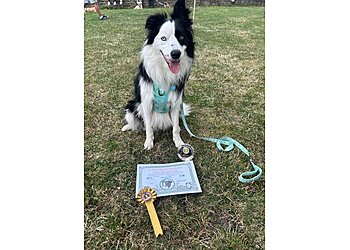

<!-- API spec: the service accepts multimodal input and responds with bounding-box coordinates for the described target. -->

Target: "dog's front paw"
[144,138,154,150]
[173,138,185,148]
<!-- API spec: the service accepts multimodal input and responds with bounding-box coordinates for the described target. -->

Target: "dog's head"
[144,0,194,75]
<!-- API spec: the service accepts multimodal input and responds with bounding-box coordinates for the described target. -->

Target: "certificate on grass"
[135,161,202,197]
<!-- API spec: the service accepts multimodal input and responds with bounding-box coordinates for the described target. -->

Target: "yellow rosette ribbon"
[136,187,163,237]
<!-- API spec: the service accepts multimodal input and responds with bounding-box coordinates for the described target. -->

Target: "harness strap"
[180,103,263,183]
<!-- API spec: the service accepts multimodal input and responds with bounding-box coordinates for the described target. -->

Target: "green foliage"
[85,6,264,249]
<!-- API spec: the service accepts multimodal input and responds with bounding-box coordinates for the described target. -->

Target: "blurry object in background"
[84,0,108,20]
[134,0,143,9]
[156,0,170,8]
[107,0,118,7]
[148,0,154,8]
[84,5,96,12]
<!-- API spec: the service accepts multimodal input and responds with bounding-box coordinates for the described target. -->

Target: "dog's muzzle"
[160,50,181,74]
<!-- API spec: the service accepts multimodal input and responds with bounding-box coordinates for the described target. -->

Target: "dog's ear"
[145,13,167,31]
[171,0,191,21]
[145,13,168,44]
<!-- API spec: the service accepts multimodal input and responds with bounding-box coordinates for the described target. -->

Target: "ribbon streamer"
[136,187,163,237]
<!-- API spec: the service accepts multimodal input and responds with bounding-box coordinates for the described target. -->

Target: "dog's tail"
[182,103,191,116]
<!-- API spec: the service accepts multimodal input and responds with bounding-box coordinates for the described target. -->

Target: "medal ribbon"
[136,187,163,237]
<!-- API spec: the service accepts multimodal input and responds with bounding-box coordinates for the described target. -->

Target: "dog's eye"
[179,35,184,40]
[161,36,167,41]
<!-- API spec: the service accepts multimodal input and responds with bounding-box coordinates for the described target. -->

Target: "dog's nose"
[171,50,181,60]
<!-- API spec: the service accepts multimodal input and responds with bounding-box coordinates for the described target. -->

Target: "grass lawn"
[85,6,264,249]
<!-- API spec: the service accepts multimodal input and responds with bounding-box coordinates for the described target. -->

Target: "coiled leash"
[180,103,263,183]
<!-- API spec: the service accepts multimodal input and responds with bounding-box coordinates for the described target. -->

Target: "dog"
[122,0,195,150]
[157,0,170,8]
[134,0,143,9]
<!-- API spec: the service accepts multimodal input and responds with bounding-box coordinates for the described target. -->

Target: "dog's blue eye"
[161,36,167,41]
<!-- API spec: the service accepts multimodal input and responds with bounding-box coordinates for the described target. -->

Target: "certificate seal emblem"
[160,179,175,190]
[177,144,195,161]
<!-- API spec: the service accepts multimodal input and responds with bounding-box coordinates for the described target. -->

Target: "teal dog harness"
[153,82,177,113]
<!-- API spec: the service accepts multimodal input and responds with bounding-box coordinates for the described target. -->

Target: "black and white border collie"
[122,0,195,150]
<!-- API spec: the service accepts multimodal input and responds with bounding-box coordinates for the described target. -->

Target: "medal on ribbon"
[136,187,163,237]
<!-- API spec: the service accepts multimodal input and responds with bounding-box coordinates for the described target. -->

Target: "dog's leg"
[140,82,154,150]
[170,105,185,148]
[142,104,154,150]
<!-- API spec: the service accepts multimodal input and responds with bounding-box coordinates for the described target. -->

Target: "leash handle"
[180,104,263,183]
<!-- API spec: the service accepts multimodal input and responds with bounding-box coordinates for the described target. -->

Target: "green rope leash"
[180,103,263,183]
